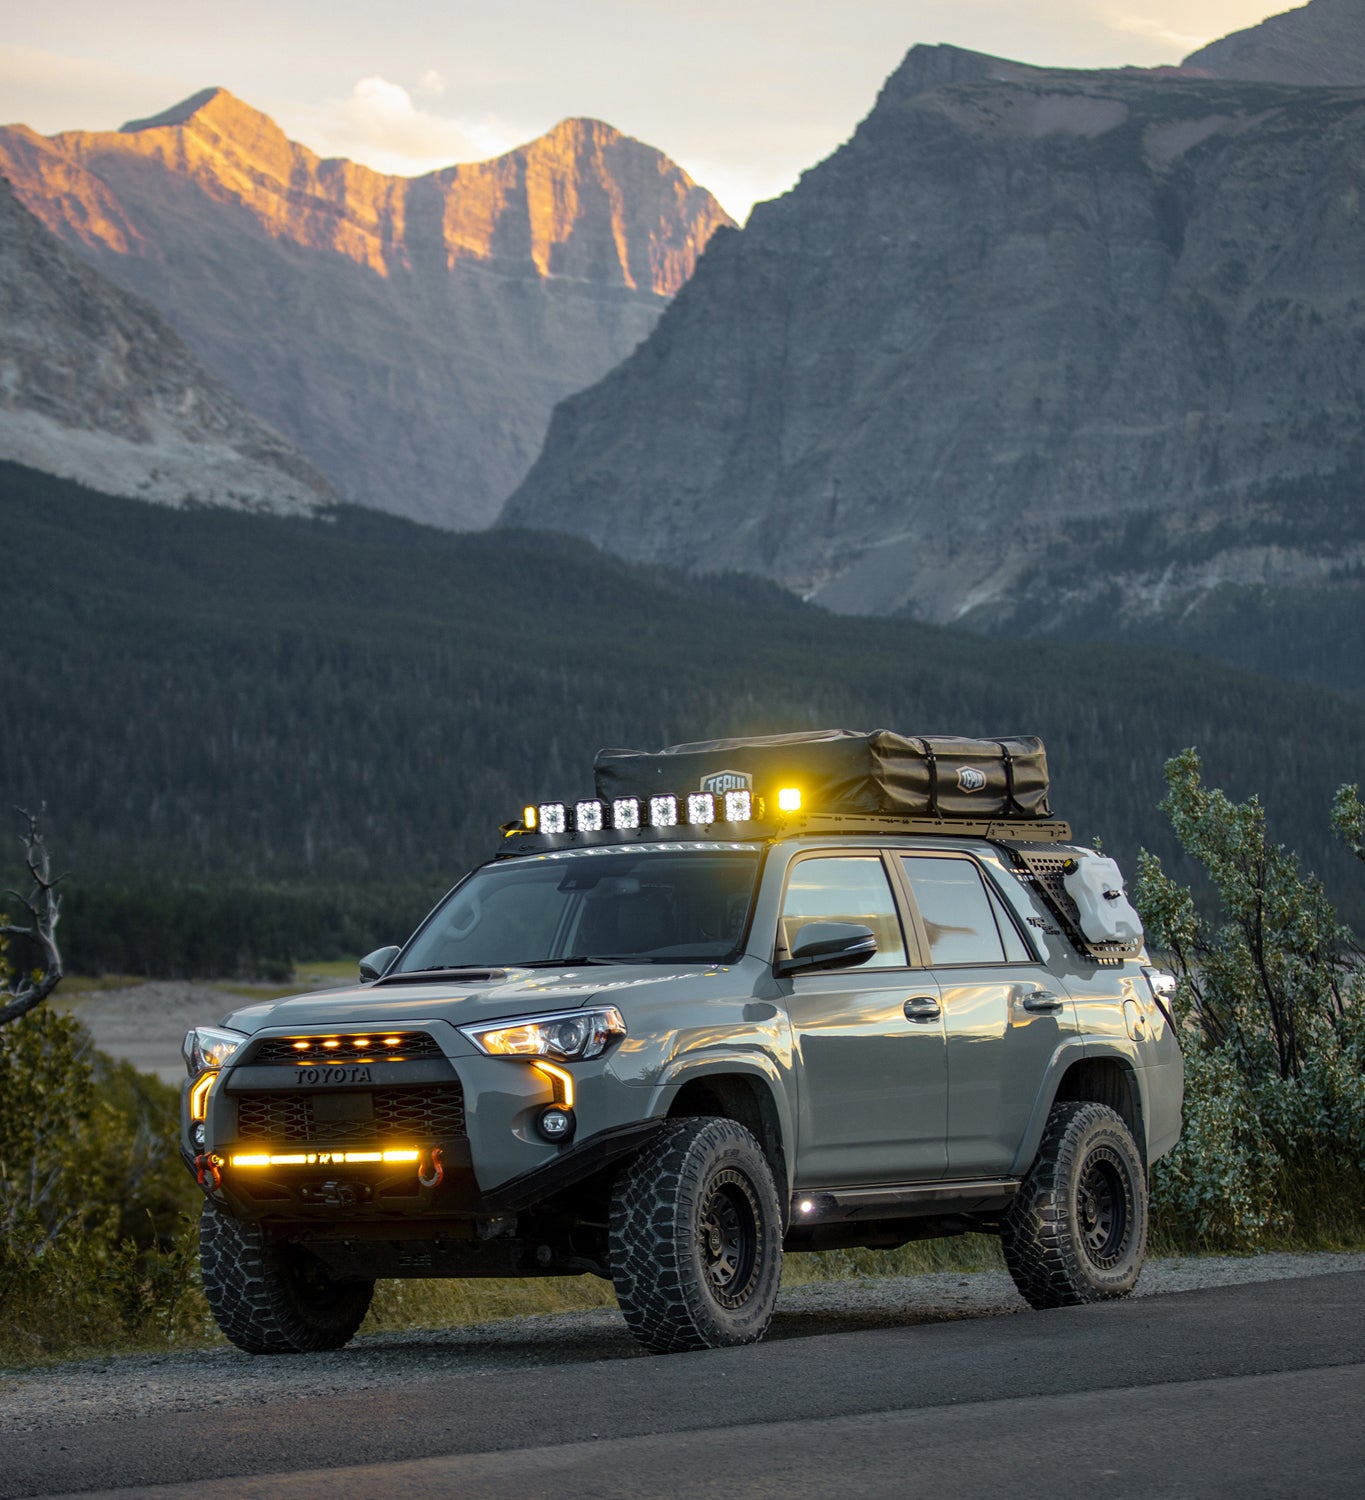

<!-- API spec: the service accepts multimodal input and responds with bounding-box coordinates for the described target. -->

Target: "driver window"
[780,856,906,968]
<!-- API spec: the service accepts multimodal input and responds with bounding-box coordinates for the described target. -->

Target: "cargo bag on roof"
[594,729,1051,820]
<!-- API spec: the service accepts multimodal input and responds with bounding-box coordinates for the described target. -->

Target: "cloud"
[1102,11,1216,54]
[285,77,522,176]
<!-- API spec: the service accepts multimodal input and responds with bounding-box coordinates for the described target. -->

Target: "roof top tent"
[594,729,1052,822]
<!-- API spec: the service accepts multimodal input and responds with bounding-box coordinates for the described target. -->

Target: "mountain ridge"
[0,90,734,525]
[0,177,333,515]
[1183,0,1365,85]
[500,43,1365,630]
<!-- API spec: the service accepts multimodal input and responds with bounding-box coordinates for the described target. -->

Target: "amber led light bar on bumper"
[228,1148,421,1168]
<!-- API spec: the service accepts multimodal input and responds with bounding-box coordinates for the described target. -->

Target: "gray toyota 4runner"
[181,730,1182,1355]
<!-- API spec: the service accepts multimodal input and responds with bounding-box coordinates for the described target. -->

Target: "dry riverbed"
[55,976,347,1084]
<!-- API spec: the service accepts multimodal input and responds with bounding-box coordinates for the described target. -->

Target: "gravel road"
[3,1253,1360,1437]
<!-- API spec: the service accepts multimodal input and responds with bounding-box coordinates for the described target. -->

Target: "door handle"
[1022,990,1063,1013]
[903,996,941,1022]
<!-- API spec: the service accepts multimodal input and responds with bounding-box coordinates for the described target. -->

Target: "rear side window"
[985,877,1035,963]
[780,855,907,967]
[901,856,1007,966]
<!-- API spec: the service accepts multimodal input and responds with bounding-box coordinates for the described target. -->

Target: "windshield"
[396,849,762,971]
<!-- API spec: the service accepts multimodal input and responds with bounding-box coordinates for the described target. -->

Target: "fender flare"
[1009,1039,1143,1177]
[657,1051,796,1195]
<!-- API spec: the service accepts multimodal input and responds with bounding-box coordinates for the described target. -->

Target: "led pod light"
[687,793,715,826]
[182,1025,248,1077]
[575,799,604,832]
[724,790,753,822]
[537,802,567,834]
[649,795,678,827]
[460,1006,627,1061]
[612,798,640,829]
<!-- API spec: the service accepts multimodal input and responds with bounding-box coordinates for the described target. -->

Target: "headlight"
[182,1025,248,1077]
[460,1007,626,1061]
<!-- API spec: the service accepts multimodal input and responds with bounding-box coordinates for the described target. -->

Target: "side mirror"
[777,921,877,976]
[359,945,401,983]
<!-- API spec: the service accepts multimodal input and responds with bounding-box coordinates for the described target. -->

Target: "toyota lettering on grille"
[295,1065,373,1086]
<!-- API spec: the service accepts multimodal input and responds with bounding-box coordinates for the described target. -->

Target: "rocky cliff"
[1184,0,1365,86]
[500,45,1365,629]
[0,178,332,514]
[0,90,732,526]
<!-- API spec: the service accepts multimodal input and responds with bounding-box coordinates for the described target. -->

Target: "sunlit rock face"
[1183,0,1365,86]
[0,90,733,526]
[0,177,334,514]
[500,44,1365,626]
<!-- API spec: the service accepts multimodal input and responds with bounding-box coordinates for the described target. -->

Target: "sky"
[0,1,1291,220]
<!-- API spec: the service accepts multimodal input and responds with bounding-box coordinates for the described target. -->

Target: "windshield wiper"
[507,956,617,969]
[379,965,507,985]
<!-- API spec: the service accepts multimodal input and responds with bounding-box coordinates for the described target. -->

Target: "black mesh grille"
[250,1032,445,1065]
[236,1084,466,1143]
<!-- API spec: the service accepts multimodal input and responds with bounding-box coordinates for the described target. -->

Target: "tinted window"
[986,877,1034,963]
[398,851,760,969]
[901,856,1005,966]
[780,856,906,967]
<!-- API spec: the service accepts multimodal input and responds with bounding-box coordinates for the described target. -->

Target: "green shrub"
[1138,751,1365,1250]
[0,1008,210,1362]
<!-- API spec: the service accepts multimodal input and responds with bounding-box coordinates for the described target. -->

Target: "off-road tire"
[1002,1100,1148,1309]
[609,1117,783,1354]
[199,1200,374,1354]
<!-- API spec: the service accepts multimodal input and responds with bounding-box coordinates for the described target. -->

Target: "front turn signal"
[189,1070,219,1122]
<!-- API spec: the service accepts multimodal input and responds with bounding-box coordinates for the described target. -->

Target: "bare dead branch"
[0,808,64,1028]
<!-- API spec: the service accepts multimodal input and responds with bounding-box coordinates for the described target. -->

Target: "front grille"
[250,1031,446,1065]
[236,1084,466,1144]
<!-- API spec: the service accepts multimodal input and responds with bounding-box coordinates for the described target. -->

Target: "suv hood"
[220,963,743,1034]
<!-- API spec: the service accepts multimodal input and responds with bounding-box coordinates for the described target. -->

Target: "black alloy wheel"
[698,1168,762,1310]
[1077,1145,1132,1269]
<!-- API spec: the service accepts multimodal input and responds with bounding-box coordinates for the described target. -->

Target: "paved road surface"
[7,1269,1361,1499]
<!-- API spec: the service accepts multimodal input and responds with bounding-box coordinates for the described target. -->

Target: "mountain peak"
[120,86,230,133]
[117,86,287,150]
[882,43,1044,100]
[544,117,623,142]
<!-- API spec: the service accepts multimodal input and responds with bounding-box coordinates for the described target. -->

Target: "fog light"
[537,1105,576,1143]
[192,1122,206,1150]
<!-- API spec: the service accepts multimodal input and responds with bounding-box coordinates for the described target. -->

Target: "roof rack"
[496,812,1073,858]
[775,813,1074,843]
